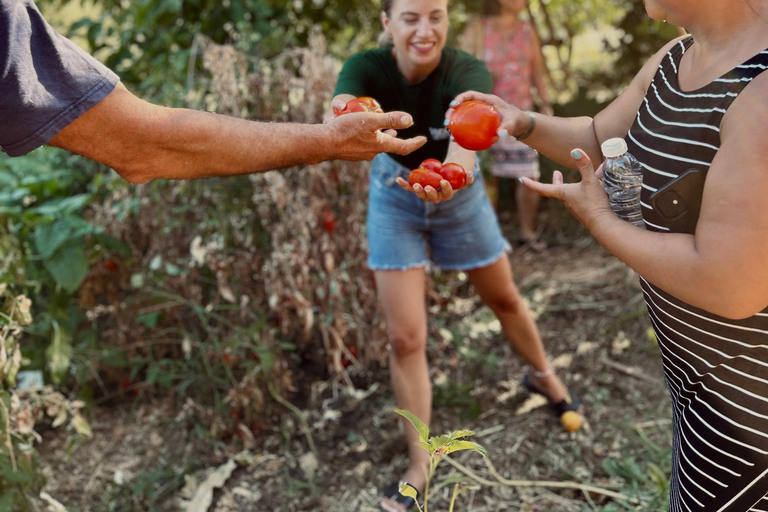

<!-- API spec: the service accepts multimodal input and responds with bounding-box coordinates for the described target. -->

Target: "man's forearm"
[50,85,336,183]
[128,108,335,183]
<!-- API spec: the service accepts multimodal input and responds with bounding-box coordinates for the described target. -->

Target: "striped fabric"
[627,36,768,511]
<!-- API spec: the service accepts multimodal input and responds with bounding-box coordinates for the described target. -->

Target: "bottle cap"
[601,138,628,158]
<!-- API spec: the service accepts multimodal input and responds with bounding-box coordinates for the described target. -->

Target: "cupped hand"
[522,149,613,231]
[328,111,427,161]
[394,166,473,204]
[445,91,528,140]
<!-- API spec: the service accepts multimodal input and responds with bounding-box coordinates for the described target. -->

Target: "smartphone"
[649,168,707,234]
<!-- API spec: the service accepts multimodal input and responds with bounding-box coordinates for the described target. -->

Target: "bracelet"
[531,366,554,379]
[516,111,537,140]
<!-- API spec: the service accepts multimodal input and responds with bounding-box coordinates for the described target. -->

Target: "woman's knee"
[387,327,427,358]
[484,287,525,316]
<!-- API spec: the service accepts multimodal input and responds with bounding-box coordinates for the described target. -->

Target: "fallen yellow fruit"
[560,410,583,432]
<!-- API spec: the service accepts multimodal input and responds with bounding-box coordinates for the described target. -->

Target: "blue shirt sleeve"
[0,0,119,157]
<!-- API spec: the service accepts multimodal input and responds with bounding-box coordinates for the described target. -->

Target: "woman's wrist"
[514,111,537,140]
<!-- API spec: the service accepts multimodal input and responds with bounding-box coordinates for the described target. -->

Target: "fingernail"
[518,178,524,183]
[498,128,509,138]
[449,99,457,107]
[570,149,582,160]
[401,115,411,125]
[450,135,455,141]
[443,118,448,126]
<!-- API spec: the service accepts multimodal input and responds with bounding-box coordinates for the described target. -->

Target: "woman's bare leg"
[375,268,431,496]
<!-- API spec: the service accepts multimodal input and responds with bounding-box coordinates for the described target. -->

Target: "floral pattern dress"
[483,18,539,179]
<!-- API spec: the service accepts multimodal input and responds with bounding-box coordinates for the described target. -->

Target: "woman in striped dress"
[451,0,768,510]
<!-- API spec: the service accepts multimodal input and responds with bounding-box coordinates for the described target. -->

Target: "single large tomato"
[447,100,502,151]
[334,96,383,117]
[419,158,443,173]
[408,168,444,190]
[438,163,466,190]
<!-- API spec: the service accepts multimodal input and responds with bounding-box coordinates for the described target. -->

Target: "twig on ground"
[601,357,660,386]
[443,456,639,504]
[267,383,317,455]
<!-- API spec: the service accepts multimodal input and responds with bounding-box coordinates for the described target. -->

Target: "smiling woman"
[326,1,583,510]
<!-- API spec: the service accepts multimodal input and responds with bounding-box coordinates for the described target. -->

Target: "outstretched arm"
[50,84,426,184]
[448,37,686,168]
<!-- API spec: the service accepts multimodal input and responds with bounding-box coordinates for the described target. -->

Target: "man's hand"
[326,111,427,161]
[446,91,529,139]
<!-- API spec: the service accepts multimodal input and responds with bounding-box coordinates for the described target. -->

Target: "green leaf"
[34,219,74,259]
[399,482,418,500]
[0,464,33,483]
[0,489,13,510]
[43,240,89,293]
[0,187,30,205]
[0,170,18,187]
[443,440,488,458]
[31,193,92,217]
[450,430,475,440]
[394,409,429,443]
[46,320,73,384]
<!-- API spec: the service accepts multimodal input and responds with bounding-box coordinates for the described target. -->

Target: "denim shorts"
[367,153,510,271]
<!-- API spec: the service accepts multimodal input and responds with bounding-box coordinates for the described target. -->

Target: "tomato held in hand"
[419,158,443,173]
[447,100,502,151]
[334,96,383,116]
[408,168,444,190]
[438,163,466,190]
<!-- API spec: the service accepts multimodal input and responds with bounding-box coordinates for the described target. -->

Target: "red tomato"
[438,163,466,190]
[335,96,383,116]
[322,211,335,234]
[447,100,502,151]
[408,168,444,190]
[419,158,442,173]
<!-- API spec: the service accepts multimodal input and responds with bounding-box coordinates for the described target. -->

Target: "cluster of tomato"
[408,159,465,191]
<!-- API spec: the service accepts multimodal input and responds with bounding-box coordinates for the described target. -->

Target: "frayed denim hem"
[367,259,433,271]
[436,242,512,271]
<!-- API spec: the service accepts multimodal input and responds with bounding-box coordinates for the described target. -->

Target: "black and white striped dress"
[627,36,768,511]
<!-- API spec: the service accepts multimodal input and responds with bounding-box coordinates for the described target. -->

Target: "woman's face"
[382,0,449,70]
[497,0,527,16]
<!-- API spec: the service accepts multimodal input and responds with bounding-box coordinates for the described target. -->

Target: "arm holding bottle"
[450,37,768,318]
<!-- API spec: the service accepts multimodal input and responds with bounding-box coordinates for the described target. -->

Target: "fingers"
[382,129,397,137]
[450,91,502,109]
[595,163,604,181]
[465,168,475,187]
[387,135,427,156]
[569,148,597,182]
[437,180,453,201]
[521,176,563,199]
[372,111,414,131]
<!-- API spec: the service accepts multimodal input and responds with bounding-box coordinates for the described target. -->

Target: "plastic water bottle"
[600,138,645,228]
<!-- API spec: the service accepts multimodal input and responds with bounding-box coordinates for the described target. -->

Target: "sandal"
[517,237,548,253]
[521,372,582,417]
[379,481,419,512]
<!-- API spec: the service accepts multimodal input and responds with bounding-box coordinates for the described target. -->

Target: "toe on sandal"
[521,372,583,417]
[380,481,419,512]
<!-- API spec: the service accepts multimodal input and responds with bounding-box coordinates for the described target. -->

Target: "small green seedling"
[395,409,488,512]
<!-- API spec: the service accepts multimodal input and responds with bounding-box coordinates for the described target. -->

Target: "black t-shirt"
[0,0,119,157]
[334,46,493,170]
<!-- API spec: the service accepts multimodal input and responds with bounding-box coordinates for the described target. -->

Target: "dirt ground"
[39,217,674,512]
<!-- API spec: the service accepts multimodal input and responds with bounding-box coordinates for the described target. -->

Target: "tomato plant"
[333,96,383,116]
[438,163,466,190]
[447,100,502,151]
[408,168,444,190]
